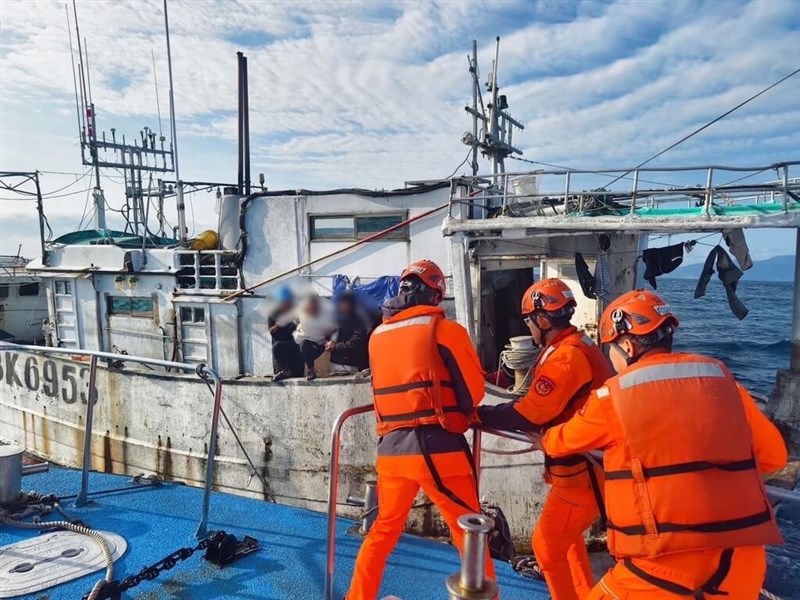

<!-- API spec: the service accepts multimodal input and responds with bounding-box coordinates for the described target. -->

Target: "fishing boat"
[0,7,798,598]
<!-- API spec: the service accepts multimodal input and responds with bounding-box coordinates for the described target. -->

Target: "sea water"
[653,278,793,398]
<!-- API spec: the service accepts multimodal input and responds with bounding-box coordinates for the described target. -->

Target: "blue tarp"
[332,274,399,310]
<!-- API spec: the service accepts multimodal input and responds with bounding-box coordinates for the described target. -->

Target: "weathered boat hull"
[0,347,549,545]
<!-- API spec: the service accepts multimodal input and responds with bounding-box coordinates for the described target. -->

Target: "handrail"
[0,342,223,539]
[325,403,375,600]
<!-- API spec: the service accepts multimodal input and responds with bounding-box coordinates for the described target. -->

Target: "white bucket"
[511,175,538,198]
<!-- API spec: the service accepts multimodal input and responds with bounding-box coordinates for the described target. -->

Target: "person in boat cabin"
[326,290,374,375]
[268,286,303,382]
[477,278,612,600]
[293,292,338,381]
[541,290,787,599]
[347,259,495,600]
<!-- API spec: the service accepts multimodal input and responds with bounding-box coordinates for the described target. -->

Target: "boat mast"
[163,0,187,243]
[462,37,524,185]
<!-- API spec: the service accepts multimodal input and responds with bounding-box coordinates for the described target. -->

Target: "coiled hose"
[0,497,113,600]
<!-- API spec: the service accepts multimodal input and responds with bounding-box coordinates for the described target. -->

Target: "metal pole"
[791,229,800,373]
[471,40,478,177]
[34,173,47,265]
[196,368,223,539]
[325,403,374,600]
[237,51,244,193]
[446,514,498,600]
[471,429,482,494]
[75,355,98,507]
[703,168,714,216]
[243,54,251,196]
[629,169,639,215]
[783,164,789,212]
[163,0,187,243]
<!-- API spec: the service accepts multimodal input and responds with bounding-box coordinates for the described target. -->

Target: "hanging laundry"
[723,229,753,271]
[642,243,684,289]
[575,252,596,299]
[594,251,612,303]
[684,240,697,254]
[694,246,748,320]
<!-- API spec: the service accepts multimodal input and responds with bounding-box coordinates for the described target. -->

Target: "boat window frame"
[18,282,41,297]
[309,211,409,242]
[106,295,155,319]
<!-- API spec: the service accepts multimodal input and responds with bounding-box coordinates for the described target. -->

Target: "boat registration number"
[0,352,95,404]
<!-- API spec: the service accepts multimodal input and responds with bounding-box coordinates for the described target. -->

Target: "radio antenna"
[163,0,187,243]
[65,3,83,143]
[152,48,164,139]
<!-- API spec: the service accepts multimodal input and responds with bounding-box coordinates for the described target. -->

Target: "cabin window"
[310,212,408,241]
[55,280,72,295]
[107,296,154,318]
[19,282,40,296]
[180,306,205,323]
[0,284,8,300]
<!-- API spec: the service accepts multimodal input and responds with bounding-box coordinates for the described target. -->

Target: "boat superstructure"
[0,254,46,344]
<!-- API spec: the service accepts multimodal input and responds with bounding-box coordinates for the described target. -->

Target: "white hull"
[0,348,549,545]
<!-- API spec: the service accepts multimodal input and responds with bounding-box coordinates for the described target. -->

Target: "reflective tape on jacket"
[369,311,464,436]
[602,352,782,559]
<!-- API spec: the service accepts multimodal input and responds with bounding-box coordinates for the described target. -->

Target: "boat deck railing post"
[0,342,222,539]
[325,403,374,600]
[74,354,98,507]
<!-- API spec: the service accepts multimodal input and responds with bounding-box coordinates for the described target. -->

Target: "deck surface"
[1,468,550,600]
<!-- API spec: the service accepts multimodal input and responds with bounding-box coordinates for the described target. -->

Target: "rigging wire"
[603,67,800,188]
[446,148,474,179]
[508,155,680,188]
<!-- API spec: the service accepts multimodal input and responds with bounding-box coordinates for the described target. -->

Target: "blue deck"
[2,468,550,600]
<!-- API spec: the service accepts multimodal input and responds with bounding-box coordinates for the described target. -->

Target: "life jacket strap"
[623,547,733,598]
[605,458,756,481]
[607,509,773,536]
[373,380,454,396]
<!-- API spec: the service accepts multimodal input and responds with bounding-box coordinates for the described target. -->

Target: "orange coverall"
[542,379,788,599]
[478,327,611,600]
[347,305,495,600]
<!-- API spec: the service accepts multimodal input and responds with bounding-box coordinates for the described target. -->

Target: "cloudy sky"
[1,0,798,261]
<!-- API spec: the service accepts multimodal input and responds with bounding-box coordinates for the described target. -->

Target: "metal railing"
[448,161,800,219]
[0,342,223,539]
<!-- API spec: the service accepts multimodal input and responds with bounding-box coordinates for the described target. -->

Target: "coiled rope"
[0,493,113,600]
[498,338,538,395]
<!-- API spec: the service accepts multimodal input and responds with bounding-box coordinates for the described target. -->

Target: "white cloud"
[1,0,798,257]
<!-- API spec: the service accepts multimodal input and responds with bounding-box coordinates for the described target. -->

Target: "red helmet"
[600,290,679,344]
[520,278,576,316]
[401,260,446,297]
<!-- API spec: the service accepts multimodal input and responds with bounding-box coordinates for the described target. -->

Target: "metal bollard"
[362,480,378,533]
[446,514,498,600]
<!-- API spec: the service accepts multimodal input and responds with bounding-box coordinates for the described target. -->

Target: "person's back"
[347,260,495,600]
[542,290,787,599]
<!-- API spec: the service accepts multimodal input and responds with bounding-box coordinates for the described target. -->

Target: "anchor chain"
[81,537,211,600]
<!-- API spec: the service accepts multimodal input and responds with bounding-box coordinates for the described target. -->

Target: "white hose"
[0,512,114,600]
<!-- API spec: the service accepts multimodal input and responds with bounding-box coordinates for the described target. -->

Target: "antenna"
[65,4,83,147]
[462,37,524,182]
[83,37,93,107]
[163,0,187,243]
[152,48,164,139]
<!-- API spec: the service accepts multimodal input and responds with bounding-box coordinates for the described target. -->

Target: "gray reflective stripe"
[537,345,555,366]
[373,315,432,336]
[619,362,725,390]
[581,334,595,347]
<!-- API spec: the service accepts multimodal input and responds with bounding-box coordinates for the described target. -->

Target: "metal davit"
[0,342,223,539]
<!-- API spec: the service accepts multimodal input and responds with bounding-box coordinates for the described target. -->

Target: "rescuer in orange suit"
[346,259,496,600]
[541,289,787,599]
[477,278,612,600]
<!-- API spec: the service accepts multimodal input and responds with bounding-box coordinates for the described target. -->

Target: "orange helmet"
[600,289,679,344]
[520,278,576,316]
[400,259,446,297]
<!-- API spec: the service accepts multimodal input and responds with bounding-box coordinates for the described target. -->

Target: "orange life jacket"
[601,352,782,559]
[537,330,612,483]
[369,311,469,437]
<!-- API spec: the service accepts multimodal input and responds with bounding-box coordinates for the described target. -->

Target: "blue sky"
[0,0,798,259]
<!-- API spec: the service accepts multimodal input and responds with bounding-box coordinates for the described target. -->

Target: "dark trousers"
[272,340,303,376]
[299,340,325,370]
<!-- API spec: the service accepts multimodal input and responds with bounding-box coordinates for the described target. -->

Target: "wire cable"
[603,67,800,188]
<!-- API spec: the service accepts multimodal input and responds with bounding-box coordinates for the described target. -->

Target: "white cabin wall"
[209,302,241,378]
